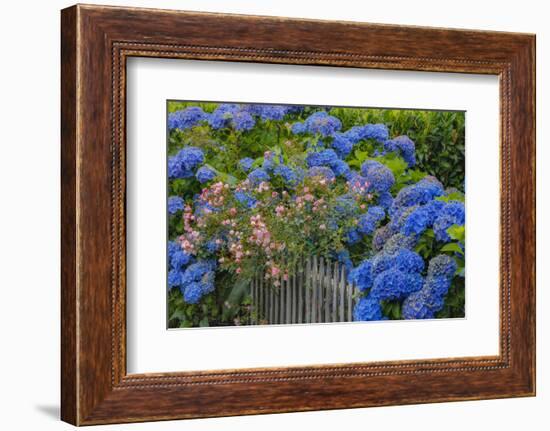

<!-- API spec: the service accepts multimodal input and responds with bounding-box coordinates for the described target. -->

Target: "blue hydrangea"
[427,254,457,278]
[393,249,425,274]
[331,133,354,158]
[400,205,432,236]
[167,196,184,214]
[232,110,255,131]
[372,225,393,251]
[171,250,193,270]
[239,157,254,172]
[378,191,394,210]
[370,268,424,301]
[168,147,205,179]
[168,269,183,288]
[303,111,342,136]
[382,233,417,254]
[384,135,416,167]
[262,152,280,172]
[358,206,386,235]
[343,169,359,182]
[341,125,366,143]
[424,275,452,300]
[196,166,216,183]
[402,254,457,319]
[389,205,417,233]
[353,296,384,321]
[402,290,435,319]
[391,177,444,212]
[361,160,395,193]
[273,164,299,186]
[234,191,257,209]
[348,260,373,291]
[400,200,445,236]
[305,149,349,177]
[360,160,381,177]
[306,149,340,168]
[433,201,465,242]
[247,168,270,185]
[168,107,206,131]
[371,253,396,276]
[362,124,390,142]
[291,122,307,135]
[182,281,203,304]
[334,249,353,272]
[207,104,240,129]
[369,248,424,278]
[200,270,216,294]
[181,260,217,287]
[341,124,389,144]
[306,166,335,182]
[168,241,180,261]
[331,159,350,177]
[205,240,220,254]
[345,228,361,245]
[254,104,290,121]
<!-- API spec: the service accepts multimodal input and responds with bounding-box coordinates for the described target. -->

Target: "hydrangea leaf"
[222,277,251,320]
[440,243,464,254]
[436,191,465,203]
[447,224,465,242]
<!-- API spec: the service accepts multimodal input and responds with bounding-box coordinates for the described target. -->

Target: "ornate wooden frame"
[61,4,536,425]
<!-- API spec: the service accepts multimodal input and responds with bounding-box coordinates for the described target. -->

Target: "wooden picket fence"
[249,256,356,325]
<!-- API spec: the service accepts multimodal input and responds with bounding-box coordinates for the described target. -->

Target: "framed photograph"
[61,4,536,425]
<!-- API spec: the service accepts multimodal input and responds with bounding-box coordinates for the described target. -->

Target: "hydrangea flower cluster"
[291,111,342,137]
[238,157,254,172]
[402,255,457,319]
[168,107,207,131]
[306,149,350,179]
[383,135,416,167]
[330,123,389,158]
[167,196,184,215]
[168,147,205,179]
[361,160,395,193]
[196,166,216,184]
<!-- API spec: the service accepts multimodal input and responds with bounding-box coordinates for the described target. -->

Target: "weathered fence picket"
[248,256,356,325]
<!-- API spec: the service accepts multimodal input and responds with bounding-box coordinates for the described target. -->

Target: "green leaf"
[380,156,408,177]
[391,302,402,319]
[447,224,465,242]
[436,192,465,203]
[409,169,428,182]
[424,228,435,238]
[222,277,251,320]
[440,243,464,254]
[354,149,369,163]
[199,317,210,327]
[169,308,186,322]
